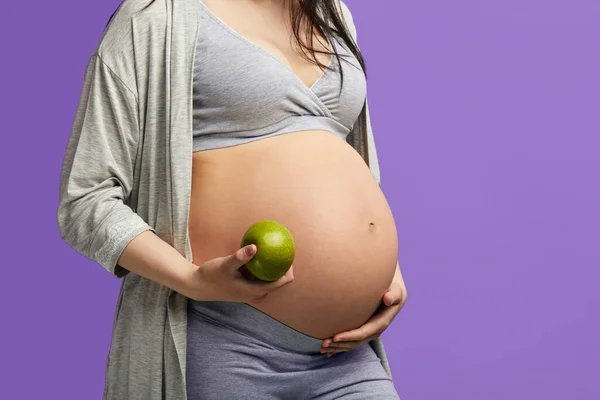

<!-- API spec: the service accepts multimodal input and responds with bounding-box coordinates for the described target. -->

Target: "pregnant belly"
[188,130,398,339]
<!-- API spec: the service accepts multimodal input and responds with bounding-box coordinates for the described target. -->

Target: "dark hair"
[289,0,370,167]
[107,1,366,83]
[289,0,366,89]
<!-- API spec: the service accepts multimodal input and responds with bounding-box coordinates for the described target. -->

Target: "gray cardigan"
[57,0,388,398]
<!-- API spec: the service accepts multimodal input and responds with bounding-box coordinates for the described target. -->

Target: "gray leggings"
[186,300,400,400]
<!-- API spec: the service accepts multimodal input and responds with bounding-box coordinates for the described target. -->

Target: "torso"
[188,0,398,340]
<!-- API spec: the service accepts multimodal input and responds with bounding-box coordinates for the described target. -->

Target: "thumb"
[383,290,395,306]
[228,244,257,269]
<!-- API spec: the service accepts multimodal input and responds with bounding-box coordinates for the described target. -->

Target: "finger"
[384,287,404,307]
[323,336,377,351]
[332,314,390,343]
[256,265,295,291]
[238,264,260,281]
[324,340,360,350]
[326,337,372,350]
[227,245,257,272]
[243,266,294,303]
[246,290,270,304]
[239,264,294,284]
[383,291,395,306]
[323,343,354,352]
[322,337,343,348]
[332,324,377,343]
[341,302,400,343]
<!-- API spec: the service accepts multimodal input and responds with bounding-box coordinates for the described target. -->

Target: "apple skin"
[240,220,295,282]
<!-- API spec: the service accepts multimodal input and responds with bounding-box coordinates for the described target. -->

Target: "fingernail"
[323,342,329,348]
[245,245,255,256]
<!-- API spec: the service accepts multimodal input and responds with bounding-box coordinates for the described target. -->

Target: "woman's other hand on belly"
[320,261,408,357]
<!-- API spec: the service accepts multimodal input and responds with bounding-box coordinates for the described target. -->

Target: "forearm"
[116,230,199,297]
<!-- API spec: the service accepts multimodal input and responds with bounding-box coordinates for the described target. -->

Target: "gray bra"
[192,1,367,153]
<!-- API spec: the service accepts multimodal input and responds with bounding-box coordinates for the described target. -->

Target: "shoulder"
[94,0,168,88]
[336,0,357,40]
[338,0,353,20]
[96,0,164,56]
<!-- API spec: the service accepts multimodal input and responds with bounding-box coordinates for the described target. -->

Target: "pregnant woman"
[57,0,407,399]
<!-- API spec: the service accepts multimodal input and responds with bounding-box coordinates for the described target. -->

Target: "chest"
[193,1,367,138]
[198,0,332,88]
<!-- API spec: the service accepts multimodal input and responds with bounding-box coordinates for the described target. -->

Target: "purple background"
[3,0,599,399]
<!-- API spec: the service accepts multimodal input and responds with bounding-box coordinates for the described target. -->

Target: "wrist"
[173,260,203,299]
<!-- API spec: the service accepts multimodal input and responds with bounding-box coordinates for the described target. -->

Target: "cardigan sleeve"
[339,1,382,186]
[56,53,155,278]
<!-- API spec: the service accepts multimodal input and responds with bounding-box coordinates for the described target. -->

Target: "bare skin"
[189,0,399,339]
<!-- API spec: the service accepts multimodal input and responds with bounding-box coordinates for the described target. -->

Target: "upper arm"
[57,53,154,277]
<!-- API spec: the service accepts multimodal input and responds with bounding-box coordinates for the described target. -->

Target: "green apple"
[240,220,295,282]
